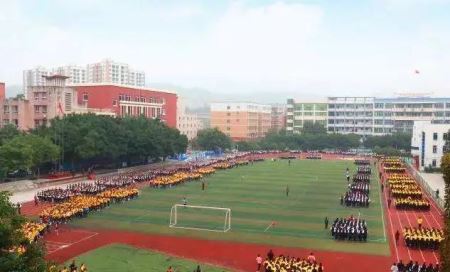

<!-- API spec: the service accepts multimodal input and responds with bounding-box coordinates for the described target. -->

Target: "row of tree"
[0,114,188,180]
[194,122,411,155]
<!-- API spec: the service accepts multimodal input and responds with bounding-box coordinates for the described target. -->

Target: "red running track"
[45,226,392,272]
[379,163,443,265]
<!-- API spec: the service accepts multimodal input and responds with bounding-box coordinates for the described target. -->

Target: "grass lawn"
[71,159,389,256]
[66,243,229,272]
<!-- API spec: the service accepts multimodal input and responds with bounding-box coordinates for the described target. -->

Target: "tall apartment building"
[23,59,146,90]
[286,99,327,134]
[53,65,87,84]
[411,121,450,170]
[270,104,286,132]
[87,59,145,86]
[210,102,271,141]
[327,96,450,135]
[23,66,50,90]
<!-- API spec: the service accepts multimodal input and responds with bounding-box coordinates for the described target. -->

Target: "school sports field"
[69,159,390,256]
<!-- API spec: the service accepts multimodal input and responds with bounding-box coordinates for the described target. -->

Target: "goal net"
[169,204,231,232]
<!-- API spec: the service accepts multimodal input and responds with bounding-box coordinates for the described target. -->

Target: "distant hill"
[149,82,319,109]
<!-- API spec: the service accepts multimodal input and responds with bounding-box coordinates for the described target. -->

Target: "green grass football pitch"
[66,243,229,272]
[71,159,390,256]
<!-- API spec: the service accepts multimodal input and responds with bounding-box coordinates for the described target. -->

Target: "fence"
[404,161,445,211]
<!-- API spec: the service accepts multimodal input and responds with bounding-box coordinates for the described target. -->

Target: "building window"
[113,100,117,106]
[83,92,88,102]
[432,159,437,167]
[433,145,437,153]
[227,106,230,110]
[227,120,230,123]
[433,132,438,140]
[34,106,40,113]
[444,133,448,141]
[226,127,230,131]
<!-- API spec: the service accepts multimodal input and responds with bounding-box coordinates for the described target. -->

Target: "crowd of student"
[403,227,444,250]
[383,158,406,173]
[305,153,322,160]
[330,217,368,241]
[49,260,88,272]
[354,159,370,165]
[352,174,371,183]
[259,250,324,272]
[21,222,48,242]
[342,191,370,207]
[394,197,430,211]
[349,182,370,194]
[37,188,73,203]
[391,260,440,272]
[357,166,371,174]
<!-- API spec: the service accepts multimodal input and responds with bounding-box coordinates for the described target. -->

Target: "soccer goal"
[169,204,231,232]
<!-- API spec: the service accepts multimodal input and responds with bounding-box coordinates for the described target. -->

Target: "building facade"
[23,59,146,90]
[286,99,327,134]
[327,97,376,135]
[210,102,271,141]
[53,66,87,84]
[0,82,5,101]
[86,59,145,87]
[177,99,203,140]
[327,96,450,136]
[1,77,172,131]
[1,76,82,130]
[73,84,177,127]
[23,67,50,90]
[411,121,450,171]
[270,104,286,132]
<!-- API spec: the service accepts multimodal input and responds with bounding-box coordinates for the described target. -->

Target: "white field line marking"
[46,232,99,255]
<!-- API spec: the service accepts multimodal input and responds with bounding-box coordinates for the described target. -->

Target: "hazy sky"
[1,0,450,98]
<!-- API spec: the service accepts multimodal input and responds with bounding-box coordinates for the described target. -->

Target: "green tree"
[0,192,48,272]
[364,133,411,152]
[0,134,59,178]
[194,128,232,151]
[0,124,20,146]
[440,153,450,271]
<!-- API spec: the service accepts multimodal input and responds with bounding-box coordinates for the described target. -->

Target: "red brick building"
[0,82,5,101]
[73,84,178,127]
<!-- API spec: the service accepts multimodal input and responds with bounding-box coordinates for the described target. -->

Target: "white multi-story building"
[53,66,87,84]
[23,60,146,90]
[128,69,146,87]
[411,121,450,171]
[23,67,50,90]
[87,59,145,87]
[327,97,376,135]
[177,99,203,140]
[327,96,450,136]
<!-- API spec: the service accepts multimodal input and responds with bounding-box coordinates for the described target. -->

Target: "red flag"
[271,221,277,226]
[58,102,64,115]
